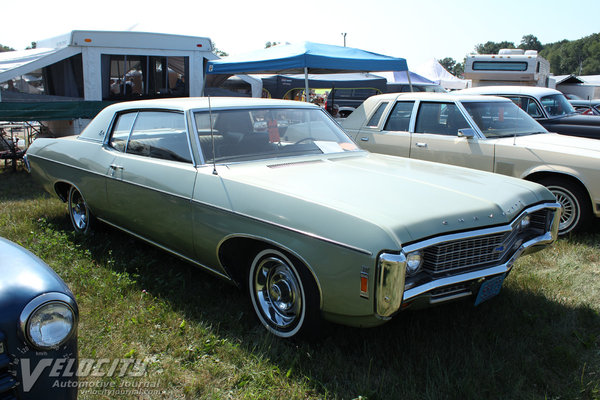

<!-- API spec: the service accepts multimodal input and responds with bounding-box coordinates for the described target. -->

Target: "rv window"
[103,55,189,100]
[472,61,529,71]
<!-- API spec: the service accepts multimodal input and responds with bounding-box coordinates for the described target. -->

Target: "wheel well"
[218,237,312,291]
[54,182,71,202]
[525,172,590,199]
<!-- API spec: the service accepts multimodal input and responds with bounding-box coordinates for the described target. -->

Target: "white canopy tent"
[413,58,470,90]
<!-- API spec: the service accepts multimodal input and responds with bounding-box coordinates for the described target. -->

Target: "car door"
[105,110,197,257]
[409,101,495,171]
[356,101,413,157]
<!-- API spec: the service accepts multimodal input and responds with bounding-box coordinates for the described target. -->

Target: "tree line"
[439,33,600,77]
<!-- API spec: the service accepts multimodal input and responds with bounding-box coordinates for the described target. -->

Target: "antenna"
[208,96,218,175]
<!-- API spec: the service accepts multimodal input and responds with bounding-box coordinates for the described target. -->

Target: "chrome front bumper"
[375,202,561,319]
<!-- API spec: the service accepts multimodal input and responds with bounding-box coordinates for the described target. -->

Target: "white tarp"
[0,47,81,83]
[413,58,470,90]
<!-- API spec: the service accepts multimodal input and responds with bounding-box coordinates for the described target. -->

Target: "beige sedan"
[342,92,600,234]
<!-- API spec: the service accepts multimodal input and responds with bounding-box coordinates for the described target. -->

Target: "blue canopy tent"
[205,42,410,101]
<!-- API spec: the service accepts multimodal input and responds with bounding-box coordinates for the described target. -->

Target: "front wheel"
[538,177,591,235]
[248,249,319,338]
[67,186,94,234]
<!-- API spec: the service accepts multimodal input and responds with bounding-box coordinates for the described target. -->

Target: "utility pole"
[341,33,347,47]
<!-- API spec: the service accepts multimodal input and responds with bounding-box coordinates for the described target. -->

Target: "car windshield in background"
[540,94,576,117]
[462,101,547,138]
[194,107,359,163]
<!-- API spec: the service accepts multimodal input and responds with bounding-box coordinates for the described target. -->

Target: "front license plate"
[474,274,506,306]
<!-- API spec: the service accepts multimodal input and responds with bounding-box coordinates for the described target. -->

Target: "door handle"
[360,137,369,142]
[415,142,428,148]
[110,164,124,170]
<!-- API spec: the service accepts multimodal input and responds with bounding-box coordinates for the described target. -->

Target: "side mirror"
[458,128,475,138]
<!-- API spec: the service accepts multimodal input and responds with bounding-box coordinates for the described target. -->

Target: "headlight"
[520,215,531,230]
[20,293,77,350]
[405,251,423,276]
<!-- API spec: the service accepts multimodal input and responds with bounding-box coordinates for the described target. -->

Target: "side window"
[383,101,414,131]
[415,102,470,136]
[109,112,137,152]
[126,111,192,163]
[507,96,543,118]
[366,102,389,127]
[524,98,543,118]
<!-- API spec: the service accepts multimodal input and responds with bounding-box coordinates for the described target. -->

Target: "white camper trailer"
[0,31,217,136]
[464,49,551,88]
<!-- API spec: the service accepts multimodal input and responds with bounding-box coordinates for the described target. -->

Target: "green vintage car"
[25,98,561,338]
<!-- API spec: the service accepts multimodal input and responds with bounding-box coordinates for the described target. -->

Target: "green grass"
[1,169,599,399]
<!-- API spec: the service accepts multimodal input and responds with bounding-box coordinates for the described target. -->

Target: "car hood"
[0,237,74,324]
[544,113,600,127]
[492,132,600,158]
[220,153,553,251]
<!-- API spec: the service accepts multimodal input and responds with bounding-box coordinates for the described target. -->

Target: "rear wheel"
[248,249,319,338]
[537,177,591,235]
[67,186,94,235]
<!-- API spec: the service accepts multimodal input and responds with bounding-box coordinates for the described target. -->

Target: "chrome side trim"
[191,198,373,256]
[97,217,232,282]
[29,154,372,256]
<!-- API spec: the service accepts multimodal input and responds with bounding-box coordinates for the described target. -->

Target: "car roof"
[367,92,512,103]
[101,97,320,113]
[457,86,563,97]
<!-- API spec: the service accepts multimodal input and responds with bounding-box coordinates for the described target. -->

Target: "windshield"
[540,94,576,117]
[193,107,359,163]
[462,101,548,138]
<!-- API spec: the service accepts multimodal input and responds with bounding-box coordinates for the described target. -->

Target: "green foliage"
[0,44,14,52]
[541,33,600,75]
[438,57,465,77]
[472,33,600,75]
[475,40,516,55]
[211,41,228,57]
[519,34,543,52]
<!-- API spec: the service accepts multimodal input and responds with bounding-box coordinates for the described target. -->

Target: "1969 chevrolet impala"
[25,98,561,338]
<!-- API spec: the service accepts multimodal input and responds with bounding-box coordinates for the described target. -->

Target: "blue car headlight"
[20,293,77,350]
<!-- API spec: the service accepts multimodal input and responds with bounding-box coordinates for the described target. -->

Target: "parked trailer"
[0,31,217,136]
[464,49,551,88]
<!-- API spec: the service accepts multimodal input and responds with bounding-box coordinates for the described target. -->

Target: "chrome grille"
[422,212,545,276]
[0,333,17,400]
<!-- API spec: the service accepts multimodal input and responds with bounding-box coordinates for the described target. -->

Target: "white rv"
[0,31,218,136]
[464,49,551,88]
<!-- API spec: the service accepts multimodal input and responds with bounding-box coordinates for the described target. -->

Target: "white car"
[342,92,600,234]
[458,86,600,140]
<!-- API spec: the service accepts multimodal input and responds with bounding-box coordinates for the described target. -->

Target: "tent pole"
[406,70,414,92]
[304,67,310,102]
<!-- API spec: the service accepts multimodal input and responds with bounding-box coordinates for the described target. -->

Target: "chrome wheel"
[249,250,305,337]
[546,185,580,234]
[68,187,91,234]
